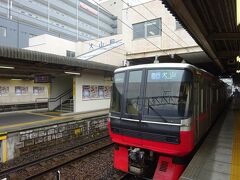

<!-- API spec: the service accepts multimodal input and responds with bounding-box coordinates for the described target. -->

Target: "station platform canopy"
[162,0,240,83]
[0,46,116,79]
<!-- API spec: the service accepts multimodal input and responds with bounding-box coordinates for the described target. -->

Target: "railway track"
[0,135,112,180]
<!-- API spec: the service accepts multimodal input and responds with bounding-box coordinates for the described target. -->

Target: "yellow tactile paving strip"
[230,111,240,180]
[0,116,66,131]
[0,109,109,133]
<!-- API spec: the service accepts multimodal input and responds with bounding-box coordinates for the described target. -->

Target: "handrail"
[35,88,72,103]
[35,88,73,110]
[48,88,73,102]
[59,98,74,112]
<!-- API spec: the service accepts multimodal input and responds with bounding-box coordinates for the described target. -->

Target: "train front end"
[108,64,194,179]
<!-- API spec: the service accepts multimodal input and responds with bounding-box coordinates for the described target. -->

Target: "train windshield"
[143,69,192,120]
[110,68,193,120]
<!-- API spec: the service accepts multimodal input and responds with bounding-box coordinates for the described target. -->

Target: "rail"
[0,136,112,179]
[0,116,109,179]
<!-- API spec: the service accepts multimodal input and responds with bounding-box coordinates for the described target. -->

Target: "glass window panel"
[143,69,192,120]
[126,70,142,115]
[133,22,145,39]
[66,50,75,57]
[176,20,183,30]
[146,19,160,37]
[0,26,7,37]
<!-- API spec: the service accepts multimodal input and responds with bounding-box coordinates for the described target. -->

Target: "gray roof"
[0,46,117,72]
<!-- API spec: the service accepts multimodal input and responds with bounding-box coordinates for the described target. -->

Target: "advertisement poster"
[98,86,104,98]
[90,85,98,98]
[33,87,45,95]
[104,86,111,98]
[0,86,9,96]
[15,86,28,95]
[82,85,90,99]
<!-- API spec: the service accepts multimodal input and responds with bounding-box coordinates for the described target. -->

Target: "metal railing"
[59,98,74,112]
[35,88,73,111]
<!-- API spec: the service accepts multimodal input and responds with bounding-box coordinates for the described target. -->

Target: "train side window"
[201,89,203,113]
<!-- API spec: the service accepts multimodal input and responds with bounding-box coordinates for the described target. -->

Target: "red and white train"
[108,63,229,179]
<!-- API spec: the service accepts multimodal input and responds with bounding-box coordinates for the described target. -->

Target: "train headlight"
[181,118,191,127]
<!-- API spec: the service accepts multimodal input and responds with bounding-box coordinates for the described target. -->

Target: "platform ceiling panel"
[162,0,240,78]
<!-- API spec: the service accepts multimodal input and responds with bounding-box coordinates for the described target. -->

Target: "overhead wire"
[91,0,170,56]
[121,0,190,51]
[139,1,191,47]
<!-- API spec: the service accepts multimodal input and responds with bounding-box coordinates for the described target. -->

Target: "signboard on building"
[79,2,98,15]
[82,85,111,100]
[0,86,9,96]
[34,75,51,83]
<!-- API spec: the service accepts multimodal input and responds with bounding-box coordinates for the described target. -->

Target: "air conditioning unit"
[122,60,129,67]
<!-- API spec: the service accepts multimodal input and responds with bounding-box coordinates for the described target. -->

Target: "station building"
[0,0,117,112]
[0,0,210,114]
[26,0,207,66]
[0,2,239,179]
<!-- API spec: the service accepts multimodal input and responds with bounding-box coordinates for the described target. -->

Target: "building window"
[133,18,161,39]
[133,22,145,39]
[146,19,160,37]
[66,50,75,58]
[0,26,7,37]
[176,20,183,30]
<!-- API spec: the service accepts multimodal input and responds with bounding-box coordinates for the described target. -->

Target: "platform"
[180,104,240,180]
[0,109,109,133]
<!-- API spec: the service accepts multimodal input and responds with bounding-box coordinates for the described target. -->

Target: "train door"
[193,80,200,144]
[0,140,2,162]
[205,85,209,133]
[121,70,144,145]
[209,85,212,127]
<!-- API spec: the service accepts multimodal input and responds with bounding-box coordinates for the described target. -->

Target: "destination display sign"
[148,69,191,82]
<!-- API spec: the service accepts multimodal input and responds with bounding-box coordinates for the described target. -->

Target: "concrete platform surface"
[180,104,240,180]
[0,109,109,133]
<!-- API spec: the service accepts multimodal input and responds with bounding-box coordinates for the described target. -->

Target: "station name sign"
[34,75,51,83]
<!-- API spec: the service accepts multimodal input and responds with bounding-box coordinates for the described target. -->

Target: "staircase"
[55,98,74,113]
[36,88,73,113]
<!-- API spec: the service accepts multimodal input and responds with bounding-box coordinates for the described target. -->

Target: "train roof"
[115,63,199,73]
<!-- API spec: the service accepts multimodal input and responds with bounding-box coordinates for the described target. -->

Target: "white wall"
[0,79,48,104]
[23,1,200,65]
[100,0,124,34]
[25,34,77,57]
[74,72,112,113]
[122,0,198,54]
